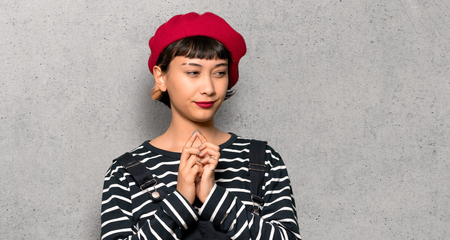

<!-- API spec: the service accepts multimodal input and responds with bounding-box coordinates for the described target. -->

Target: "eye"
[187,71,199,76]
[214,71,227,78]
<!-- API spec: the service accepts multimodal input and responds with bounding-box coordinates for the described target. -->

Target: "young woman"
[101,12,301,240]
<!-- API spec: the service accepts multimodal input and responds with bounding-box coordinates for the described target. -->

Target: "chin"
[188,111,217,123]
[191,116,215,123]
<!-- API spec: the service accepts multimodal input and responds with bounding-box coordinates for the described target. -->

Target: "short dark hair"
[154,36,235,108]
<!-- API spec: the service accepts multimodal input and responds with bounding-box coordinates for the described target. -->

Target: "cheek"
[217,79,229,97]
[166,73,188,93]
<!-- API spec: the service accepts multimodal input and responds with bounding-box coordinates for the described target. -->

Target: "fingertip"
[185,131,199,147]
[192,129,200,136]
[197,130,207,142]
[197,143,207,151]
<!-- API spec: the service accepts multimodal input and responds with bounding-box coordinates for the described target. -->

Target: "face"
[160,56,229,123]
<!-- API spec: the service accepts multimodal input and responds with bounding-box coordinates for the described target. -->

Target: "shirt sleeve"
[198,145,302,240]
[100,162,198,240]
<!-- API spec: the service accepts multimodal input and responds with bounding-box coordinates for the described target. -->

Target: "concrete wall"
[1,0,449,239]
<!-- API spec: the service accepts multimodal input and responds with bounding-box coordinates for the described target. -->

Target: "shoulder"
[224,134,285,166]
[104,142,150,179]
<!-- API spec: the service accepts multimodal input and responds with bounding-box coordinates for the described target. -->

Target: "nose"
[199,74,215,96]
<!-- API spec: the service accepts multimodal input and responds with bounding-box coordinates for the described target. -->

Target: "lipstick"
[195,101,215,108]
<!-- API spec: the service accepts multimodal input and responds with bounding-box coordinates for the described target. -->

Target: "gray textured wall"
[1,0,449,239]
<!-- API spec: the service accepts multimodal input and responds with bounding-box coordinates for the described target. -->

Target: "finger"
[201,157,218,176]
[197,145,220,159]
[184,130,200,148]
[180,147,201,169]
[192,161,202,170]
[198,146,220,156]
[196,130,208,144]
[198,152,219,167]
[184,160,201,176]
[197,142,220,152]
[185,154,202,170]
[199,154,219,166]
[180,131,199,169]
[193,162,204,178]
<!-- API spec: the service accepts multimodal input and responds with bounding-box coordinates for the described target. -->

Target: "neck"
[166,117,218,142]
[155,110,225,151]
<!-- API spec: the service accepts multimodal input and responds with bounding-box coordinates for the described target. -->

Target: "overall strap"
[248,140,267,215]
[115,152,168,202]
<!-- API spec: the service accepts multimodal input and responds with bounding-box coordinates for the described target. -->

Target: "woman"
[101,12,301,240]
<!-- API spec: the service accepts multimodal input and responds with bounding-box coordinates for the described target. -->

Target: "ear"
[150,66,167,100]
[153,66,167,92]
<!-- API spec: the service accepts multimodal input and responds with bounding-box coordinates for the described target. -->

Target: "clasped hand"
[176,130,220,205]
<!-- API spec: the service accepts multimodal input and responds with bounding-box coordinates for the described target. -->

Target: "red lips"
[195,101,215,108]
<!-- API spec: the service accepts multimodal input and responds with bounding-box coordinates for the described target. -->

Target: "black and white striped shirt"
[101,133,301,239]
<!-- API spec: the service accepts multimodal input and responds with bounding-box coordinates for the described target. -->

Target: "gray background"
[1,0,449,239]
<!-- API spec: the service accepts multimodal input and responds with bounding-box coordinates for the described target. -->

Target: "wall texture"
[1,0,449,239]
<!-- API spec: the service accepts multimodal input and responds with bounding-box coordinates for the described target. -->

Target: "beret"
[148,12,247,88]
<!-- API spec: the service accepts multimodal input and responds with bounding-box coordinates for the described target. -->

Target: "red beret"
[148,12,247,88]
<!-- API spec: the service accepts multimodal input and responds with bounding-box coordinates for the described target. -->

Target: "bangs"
[172,36,231,60]
[156,36,232,69]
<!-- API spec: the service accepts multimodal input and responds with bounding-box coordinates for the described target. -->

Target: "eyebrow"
[181,62,228,68]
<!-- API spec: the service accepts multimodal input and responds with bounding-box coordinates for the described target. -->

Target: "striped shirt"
[101,133,301,239]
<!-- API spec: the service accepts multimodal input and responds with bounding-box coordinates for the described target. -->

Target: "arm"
[198,146,301,240]
[100,164,198,240]
[101,133,205,239]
